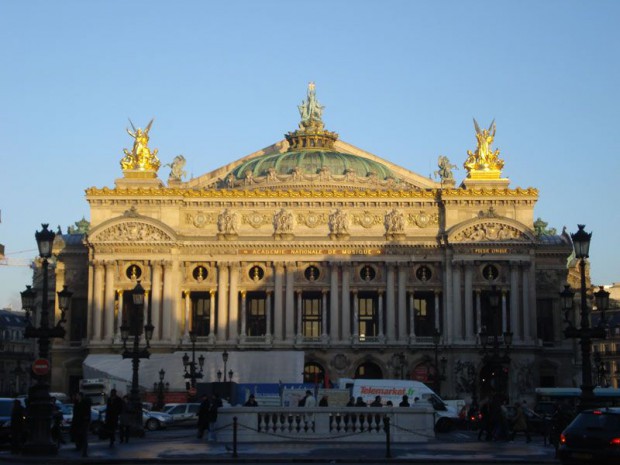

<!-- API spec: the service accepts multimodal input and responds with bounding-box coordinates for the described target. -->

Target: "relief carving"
[297,211,328,228]
[454,222,526,242]
[329,209,350,240]
[352,211,382,229]
[408,211,439,228]
[186,211,216,228]
[243,211,271,229]
[94,222,172,242]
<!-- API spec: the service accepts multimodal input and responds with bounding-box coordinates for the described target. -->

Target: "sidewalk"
[0,431,559,463]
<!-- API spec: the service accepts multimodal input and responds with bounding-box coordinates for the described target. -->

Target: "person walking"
[244,394,258,407]
[10,399,25,454]
[510,401,532,443]
[197,395,211,439]
[208,394,222,442]
[119,395,132,444]
[104,389,123,447]
[399,395,410,407]
[72,392,92,457]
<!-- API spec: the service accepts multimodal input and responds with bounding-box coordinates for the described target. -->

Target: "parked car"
[90,406,173,433]
[162,403,200,426]
[557,407,620,464]
[0,398,15,444]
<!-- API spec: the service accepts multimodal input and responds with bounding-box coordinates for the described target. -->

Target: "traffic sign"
[188,387,197,397]
[32,358,50,376]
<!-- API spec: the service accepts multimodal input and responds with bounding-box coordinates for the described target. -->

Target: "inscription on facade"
[239,248,383,256]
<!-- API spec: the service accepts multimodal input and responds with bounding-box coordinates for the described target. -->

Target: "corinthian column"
[217,262,229,342]
[228,263,239,342]
[397,263,407,342]
[329,262,340,343]
[103,261,116,342]
[150,261,163,341]
[386,263,396,342]
[285,262,296,342]
[341,264,351,343]
[274,263,284,342]
[92,261,105,341]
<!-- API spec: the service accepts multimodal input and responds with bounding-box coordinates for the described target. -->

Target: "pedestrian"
[510,402,532,443]
[355,396,367,407]
[399,395,410,407]
[51,402,65,447]
[104,389,123,447]
[10,399,25,454]
[346,396,356,407]
[386,400,394,406]
[72,392,92,457]
[119,395,132,444]
[319,395,329,407]
[478,400,491,441]
[370,395,382,407]
[208,394,222,442]
[303,390,316,407]
[244,394,258,407]
[197,395,211,439]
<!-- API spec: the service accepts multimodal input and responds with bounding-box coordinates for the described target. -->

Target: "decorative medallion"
[186,211,216,229]
[416,265,432,282]
[482,264,499,282]
[352,211,382,229]
[249,265,265,282]
[242,212,271,229]
[304,265,320,282]
[192,265,208,282]
[126,264,142,280]
[408,211,439,228]
[297,212,328,228]
[360,265,376,282]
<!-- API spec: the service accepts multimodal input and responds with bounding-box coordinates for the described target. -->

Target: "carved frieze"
[243,211,272,229]
[297,211,328,228]
[352,211,382,229]
[329,209,350,240]
[185,211,216,228]
[408,211,439,228]
[453,222,527,242]
[93,222,172,242]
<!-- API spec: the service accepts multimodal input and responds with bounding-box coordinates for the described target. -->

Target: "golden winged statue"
[120,119,161,172]
[464,119,504,175]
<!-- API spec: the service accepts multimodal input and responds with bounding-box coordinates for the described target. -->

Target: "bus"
[534,387,620,416]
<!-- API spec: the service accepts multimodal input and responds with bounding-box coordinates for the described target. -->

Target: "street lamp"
[182,331,204,397]
[479,287,512,399]
[153,369,169,410]
[560,225,607,409]
[21,224,72,455]
[220,350,233,382]
[120,280,152,437]
[432,329,447,395]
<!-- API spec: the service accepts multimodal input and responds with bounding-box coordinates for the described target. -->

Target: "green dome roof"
[230,150,394,181]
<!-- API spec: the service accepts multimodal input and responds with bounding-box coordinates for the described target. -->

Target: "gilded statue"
[120,119,161,172]
[298,82,325,124]
[464,119,504,173]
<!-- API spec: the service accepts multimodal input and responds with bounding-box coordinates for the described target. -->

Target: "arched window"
[355,361,383,379]
[303,362,326,385]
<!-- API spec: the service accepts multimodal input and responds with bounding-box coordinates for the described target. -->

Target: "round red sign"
[32,358,50,376]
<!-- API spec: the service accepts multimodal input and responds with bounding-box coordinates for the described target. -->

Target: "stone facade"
[48,87,577,402]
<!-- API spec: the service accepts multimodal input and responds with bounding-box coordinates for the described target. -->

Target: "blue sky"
[1,0,619,309]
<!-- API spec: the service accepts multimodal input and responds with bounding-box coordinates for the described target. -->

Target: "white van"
[340,378,460,432]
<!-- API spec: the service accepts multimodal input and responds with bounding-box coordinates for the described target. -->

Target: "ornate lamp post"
[432,329,447,396]
[120,281,152,437]
[560,225,607,409]
[479,287,512,399]
[218,350,233,382]
[182,331,204,397]
[153,369,169,410]
[21,224,72,455]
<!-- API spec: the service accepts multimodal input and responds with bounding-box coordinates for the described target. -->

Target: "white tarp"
[83,351,305,390]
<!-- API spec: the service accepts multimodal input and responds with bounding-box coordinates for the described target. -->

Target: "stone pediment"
[447,216,535,244]
[88,209,176,244]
